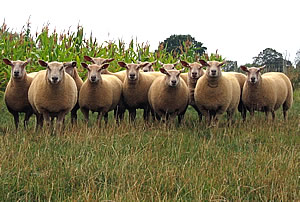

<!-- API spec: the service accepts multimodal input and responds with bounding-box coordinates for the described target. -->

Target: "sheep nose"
[251,77,256,82]
[211,70,216,75]
[144,70,148,72]
[171,80,177,85]
[13,71,19,76]
[129,73,135,79]
[192,72,197,77]
[52,76,58,82]
[91,76,96,81]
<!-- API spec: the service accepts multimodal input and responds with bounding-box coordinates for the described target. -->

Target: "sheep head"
[63,61,77,78]
[142,60,156,72]
[3,58,30,79]
[160,68,184,87]
[199,60,225,78]
[240,66,265,84]
[81,63,109,84]
[39,60,65,85]
[181,60,204,79]
[159,60,180,70]
[83,56,114,65]
[118,61,149,82]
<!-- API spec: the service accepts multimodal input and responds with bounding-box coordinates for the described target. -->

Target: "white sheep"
[180,60,205,121]
[118,61,158,122]
[3,58,34,129]
[28,60,78,131]
[240,66,293,120]
[194,60,241,126]
[79,63,123,125]
[148,68,189,124]
[64,61,83,124]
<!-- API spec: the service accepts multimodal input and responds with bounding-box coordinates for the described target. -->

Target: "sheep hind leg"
[24,110,33,129]
[104,113,109,125]
[97,112,103,127]
[282,102,289,120]
[56,112,67,132]
[129,109,136,123]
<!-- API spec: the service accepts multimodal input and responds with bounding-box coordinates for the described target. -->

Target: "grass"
[0,90,299,201]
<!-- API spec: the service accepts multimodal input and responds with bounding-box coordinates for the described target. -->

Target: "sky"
[1,0,299,65]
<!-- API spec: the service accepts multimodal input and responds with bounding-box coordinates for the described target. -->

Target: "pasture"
[0,89,299,201]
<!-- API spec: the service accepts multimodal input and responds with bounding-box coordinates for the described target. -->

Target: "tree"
[159,34,207,57]
[295,49,300,68]
[223,60,238,72]
[253,48,292,72]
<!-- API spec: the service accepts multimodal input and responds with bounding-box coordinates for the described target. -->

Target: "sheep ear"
[240,66,249,72]
[199,60,209,67]
[84,56,95,64]
[24,58,31,66]
[3,58,13,66]
[180,60,190,68]
[151,60,157,65]
[81,63,89,70]
[259,65,266,72]
[101,63,110,70]
[137,61,141,64]
[218,61,226,67]
[158,61,164,66]
[160,68,168,75]
[118,61,127,69]
[103,58,114,63]
[38,60,48,68]
[139,62,149,69]
[179,69,185,74]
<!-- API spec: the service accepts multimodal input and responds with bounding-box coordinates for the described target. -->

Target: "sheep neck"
[206,75,219,88]
[10,73,29,88]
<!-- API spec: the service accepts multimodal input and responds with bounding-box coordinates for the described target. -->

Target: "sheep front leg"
[24,110,33,129]
[12,111,19,130]
[81,107,89,123]
[57,111,67,132]
[97,112,103,127]
[129,109,136,123]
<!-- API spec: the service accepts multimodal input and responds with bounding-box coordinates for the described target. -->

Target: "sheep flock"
[2,57,294,131]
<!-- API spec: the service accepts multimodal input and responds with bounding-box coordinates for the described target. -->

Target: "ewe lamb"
[79,63,123,125]
[180,60,205,121]
[195,60,240,126]
[148,68,189,124]
[64,61,83,124]
[240,66,293,120]
[3,58,33,129]
[118,61,157,122]
[28,60,77,130]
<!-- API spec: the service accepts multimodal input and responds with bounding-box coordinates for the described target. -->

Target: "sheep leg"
[56,112,67,132]
[81,108,89,123]
[143,107,150,122]
[43,113,51,127]
[70,105,79,125]
[283,103,289,120]
[271,110,275,121]
[129,109,136,122]
[104,113,109,124]
[227,110,234,126]
[97,112,103,127]
[35,113,44,131]
[12,112,19,130]
[24,110,33,129]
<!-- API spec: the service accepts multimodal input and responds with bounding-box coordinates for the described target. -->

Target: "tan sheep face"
[83,56,114,65]
[81,63,110,84]
[142,62,155,72]
[160,68,182,87]
[241,66,264,84]
[159,61,180,71]
[181,61,204,79]
[118,62,150,82]
[200,60,225,78]
[3,59,30,79]
[64,62,77,78]
[45,62,65,85]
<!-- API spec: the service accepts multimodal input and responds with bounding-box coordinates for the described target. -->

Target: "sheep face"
[159,60,180,70]
[142,61,156,72]
[200,60,225,78]
[39,61,65,85]
[83,56,114,65]
[118,62,149,82]
[180,61,203,79]
[81,63,110,84]
[64,62,77,78]
[160,68,182,87]
[3,59,30,79]
[240,66,265,84]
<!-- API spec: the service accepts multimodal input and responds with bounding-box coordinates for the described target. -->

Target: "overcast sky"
[1,0,299,65]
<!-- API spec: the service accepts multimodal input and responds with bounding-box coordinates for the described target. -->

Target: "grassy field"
[0,89,299,201]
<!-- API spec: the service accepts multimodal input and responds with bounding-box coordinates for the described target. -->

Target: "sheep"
[28,60,78,131]
[148,68,189,124]
[84,55,127,82]
[159,61,188,84]
[141,61,156,72]
[240,66,293,120]
[194,60,241,126]
[118,61,158,122]
[180,60,205,121]
[3,58,34,129]
[64,61,83,125]
[79,63,123,125]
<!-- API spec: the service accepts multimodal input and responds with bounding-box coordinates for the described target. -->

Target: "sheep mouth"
[128,76,137,81]
[50,79,60,84]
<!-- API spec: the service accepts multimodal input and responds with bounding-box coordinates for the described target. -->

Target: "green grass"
[0,90,299,201]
